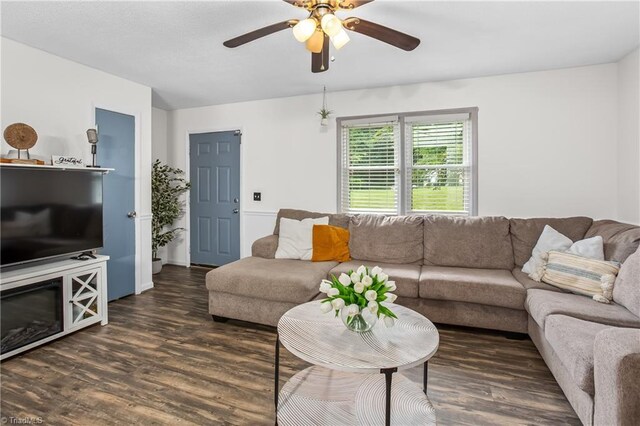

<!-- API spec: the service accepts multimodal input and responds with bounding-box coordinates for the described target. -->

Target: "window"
[338,108,477,216]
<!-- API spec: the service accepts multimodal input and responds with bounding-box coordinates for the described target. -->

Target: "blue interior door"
[189,131,240,266]
[96,108,136,301]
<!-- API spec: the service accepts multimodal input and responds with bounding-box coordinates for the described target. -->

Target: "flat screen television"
[1,167,103,267]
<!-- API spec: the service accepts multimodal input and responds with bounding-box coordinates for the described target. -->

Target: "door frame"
[184,127,243,267]
[91,103,143,295]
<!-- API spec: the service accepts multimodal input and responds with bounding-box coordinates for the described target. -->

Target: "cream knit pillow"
[539,251,620,303]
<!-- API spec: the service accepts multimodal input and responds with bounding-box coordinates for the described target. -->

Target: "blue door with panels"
[96,108,136,301]
[189,131,241,266]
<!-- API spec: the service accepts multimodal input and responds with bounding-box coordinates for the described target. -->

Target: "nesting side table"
[275,301,439,425]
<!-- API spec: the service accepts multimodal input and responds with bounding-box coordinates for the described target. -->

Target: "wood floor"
[1,265,580,425]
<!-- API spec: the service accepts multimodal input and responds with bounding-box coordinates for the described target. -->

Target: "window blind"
[405,116,472,215]
[340,118,400,214]
[338,109,476,216]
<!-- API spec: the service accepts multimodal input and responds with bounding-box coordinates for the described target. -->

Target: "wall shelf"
[0,163,114,173]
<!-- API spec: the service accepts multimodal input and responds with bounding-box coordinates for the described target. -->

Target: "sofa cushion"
[510,217,593,267]
[512,267,563,292]
[312,225,351,263]
[205,256,338,304]
[593,327,640,426]
[419,266,526,309]
[539,251,619,303]
[545,315,613,395]
[273,209,350,235]
[585,219,640,263]
[349,214,423,264]
[522,226,604,275]
[525,289,640,329]
[423,216,514,269]
[275,216,329,260]
[328,261,420,298]
[613,246,640,317]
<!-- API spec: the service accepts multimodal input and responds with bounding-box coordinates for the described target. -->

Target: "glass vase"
[340,307,378,332]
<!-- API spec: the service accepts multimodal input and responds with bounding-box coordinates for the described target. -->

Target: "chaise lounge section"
[205,209,640,425]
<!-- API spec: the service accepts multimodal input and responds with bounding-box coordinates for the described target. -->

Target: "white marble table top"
[278,301,440,373]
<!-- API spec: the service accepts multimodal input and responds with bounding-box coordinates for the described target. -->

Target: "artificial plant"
[318,108,332,119]
[151,159,190,259]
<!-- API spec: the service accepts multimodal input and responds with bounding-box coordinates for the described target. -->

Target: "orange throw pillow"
[312,225,351,262]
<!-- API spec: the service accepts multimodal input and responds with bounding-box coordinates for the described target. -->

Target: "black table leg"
[423,361,428,395]
[381,367,397,426]
[274,333,280,418]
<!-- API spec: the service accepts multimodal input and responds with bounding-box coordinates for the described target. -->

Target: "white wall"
[151,107,170,264]
[152,107,169,163]
[163,63,621,264]
[1,38,154,291]
[617,48,640,224]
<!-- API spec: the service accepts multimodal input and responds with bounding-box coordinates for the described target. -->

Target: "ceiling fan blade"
[311,34,330,73]
[337,0,374,10]
[282,0,306,6]
[223,20,298,48]
[343,18,420,51]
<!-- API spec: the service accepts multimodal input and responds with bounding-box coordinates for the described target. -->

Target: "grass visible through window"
[350,186,464,212]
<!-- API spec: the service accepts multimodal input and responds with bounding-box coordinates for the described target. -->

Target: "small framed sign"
[52,155,84,167]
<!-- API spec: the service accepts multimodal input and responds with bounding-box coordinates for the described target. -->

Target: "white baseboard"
[167,259,189,267]
[140,281,154,292]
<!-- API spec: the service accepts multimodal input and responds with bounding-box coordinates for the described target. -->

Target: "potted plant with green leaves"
[151,159,190,274]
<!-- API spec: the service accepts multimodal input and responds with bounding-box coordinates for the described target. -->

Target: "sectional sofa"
[205,209,640,425]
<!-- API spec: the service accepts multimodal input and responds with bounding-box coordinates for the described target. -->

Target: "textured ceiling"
[2,1,638,110]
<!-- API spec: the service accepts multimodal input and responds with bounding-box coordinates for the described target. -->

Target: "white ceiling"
[2,1,638,110]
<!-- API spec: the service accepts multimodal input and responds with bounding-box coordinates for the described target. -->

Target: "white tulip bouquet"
[319,265,398,329]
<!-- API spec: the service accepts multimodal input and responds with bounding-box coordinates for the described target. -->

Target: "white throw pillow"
[522,226,572,275]
[566,236,604,260]
[275,216,329,260]
[523,225,604,280]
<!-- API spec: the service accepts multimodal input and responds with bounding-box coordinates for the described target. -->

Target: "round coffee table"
[275,301,439,426]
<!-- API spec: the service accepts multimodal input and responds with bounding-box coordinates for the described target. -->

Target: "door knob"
[233,197,239,203]
[233,209,239,214]
[127,211,137,218]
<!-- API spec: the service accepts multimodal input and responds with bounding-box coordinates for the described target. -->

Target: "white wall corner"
[616,47,640,224]
[141,281,155,292]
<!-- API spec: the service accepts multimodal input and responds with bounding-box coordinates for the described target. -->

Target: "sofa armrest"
[594,327,640,426]
[251,235,278,259]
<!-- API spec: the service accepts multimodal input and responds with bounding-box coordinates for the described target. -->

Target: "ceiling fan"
[223,0,420,73]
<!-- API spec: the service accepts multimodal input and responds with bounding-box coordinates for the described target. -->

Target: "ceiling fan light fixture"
[320,13,342,37]
[292,18,317,42]
[305,29,324,53]
[330,28,350,50]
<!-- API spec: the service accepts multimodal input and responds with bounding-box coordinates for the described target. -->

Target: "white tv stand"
[0,255,109,361]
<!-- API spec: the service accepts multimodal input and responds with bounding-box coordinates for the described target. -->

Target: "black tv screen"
[1,167,103,267]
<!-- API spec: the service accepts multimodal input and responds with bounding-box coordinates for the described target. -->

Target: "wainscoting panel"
[242,210,278,258]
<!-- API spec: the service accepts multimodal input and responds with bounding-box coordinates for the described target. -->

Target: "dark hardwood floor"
[1,265,580,425]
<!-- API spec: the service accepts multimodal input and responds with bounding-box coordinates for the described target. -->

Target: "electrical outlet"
[253,192,261,201]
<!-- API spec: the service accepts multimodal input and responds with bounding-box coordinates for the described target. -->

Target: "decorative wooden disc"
[4,123,38,150]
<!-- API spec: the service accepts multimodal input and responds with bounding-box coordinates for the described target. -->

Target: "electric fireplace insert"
[1,278,64,355]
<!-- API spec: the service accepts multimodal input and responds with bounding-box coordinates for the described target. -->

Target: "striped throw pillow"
[540,251,620,303]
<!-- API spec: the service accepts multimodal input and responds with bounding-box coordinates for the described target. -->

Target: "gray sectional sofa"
[205,209,640,425]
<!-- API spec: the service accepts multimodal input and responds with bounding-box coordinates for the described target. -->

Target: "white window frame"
[337,107,478,216]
